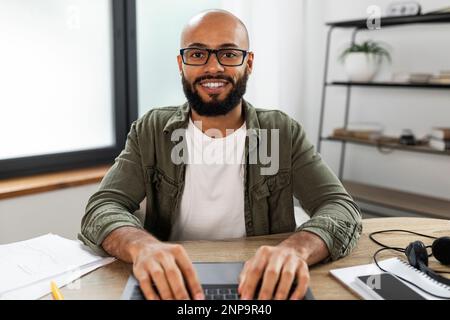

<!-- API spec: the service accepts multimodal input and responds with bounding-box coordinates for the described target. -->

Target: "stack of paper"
[0,234,115,300]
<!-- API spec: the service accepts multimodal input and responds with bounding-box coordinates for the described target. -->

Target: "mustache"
[194,74,235,86]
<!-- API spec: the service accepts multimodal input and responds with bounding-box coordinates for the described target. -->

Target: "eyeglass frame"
[179,47,250,67]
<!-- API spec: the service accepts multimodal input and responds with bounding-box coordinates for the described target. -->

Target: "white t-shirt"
[169,118,247,241]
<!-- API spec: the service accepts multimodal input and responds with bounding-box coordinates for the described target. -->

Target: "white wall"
[0,184,99,244]
[302,0,450,200]
[137,0,306,121]
[220,0,306,121]
[137,0,221,115]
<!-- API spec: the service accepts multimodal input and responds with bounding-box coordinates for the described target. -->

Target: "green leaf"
[339,40,391,63]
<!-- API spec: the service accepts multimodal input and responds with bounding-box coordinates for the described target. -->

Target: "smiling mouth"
[197,80,230,95]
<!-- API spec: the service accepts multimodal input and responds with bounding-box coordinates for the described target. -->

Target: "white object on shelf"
[344,53,381,82]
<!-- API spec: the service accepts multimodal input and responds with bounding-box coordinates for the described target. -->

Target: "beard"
[182,70,249,117]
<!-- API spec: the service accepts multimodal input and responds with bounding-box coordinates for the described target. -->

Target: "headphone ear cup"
[407,239,450,287]
[432,237,450,265]
[406,241,429,269]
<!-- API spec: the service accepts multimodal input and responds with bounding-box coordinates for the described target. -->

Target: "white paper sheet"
[1,258,114,300]
[0,234,115,298]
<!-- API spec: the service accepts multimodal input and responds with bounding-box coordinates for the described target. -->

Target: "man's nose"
[204,52,225,73]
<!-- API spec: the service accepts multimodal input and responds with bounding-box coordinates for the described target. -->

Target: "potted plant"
[339,40,391,82]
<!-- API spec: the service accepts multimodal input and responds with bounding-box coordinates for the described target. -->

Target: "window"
[0,0,137,178]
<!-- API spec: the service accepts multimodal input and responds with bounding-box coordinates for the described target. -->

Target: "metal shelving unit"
[323,136,450,156]
[329,81,450,89]
[317,13,450,219]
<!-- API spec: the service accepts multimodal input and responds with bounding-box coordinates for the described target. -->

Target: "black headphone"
[369,229,450,299]
[405,237,450,286]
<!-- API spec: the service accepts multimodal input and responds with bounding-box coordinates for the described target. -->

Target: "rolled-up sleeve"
[290,119,362,261]
[78,121,146,256]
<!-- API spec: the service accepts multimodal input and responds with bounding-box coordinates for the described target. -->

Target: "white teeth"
[202,82,225,88]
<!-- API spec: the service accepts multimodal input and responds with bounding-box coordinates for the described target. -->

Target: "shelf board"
[323,136,450,156]
[343,180,450,220]
[327,13,450,28]
[328,81,450,89]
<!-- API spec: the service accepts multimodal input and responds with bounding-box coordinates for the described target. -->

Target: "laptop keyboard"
[203,284,240,300]
[130,284,240,300]
[130,283,305,300]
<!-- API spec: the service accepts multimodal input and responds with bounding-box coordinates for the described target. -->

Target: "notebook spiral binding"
[396,258,450,290]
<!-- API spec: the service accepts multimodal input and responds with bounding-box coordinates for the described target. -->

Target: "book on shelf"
[429,72,450,85]
[428,78,450,85]
[392,71,450,85]
[429,138,450,151]
[431,127,450,140]
[332,127,382,141]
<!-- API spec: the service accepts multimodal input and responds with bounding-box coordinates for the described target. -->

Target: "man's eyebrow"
[186,42,208,48]
[217,43,240,48]
[185,42,242,49]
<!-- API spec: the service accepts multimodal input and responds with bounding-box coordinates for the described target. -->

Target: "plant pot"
[344,52,381,82]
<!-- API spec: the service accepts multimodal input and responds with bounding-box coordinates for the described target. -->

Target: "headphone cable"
[373,247,450,299]
[370,229,437,256]
[369,229,450,300]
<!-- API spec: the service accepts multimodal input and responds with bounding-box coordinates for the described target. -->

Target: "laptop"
[121,262,315,300]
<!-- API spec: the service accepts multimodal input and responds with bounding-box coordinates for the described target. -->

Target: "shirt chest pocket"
[147,167,178,216]
[252,171,291,200]
[251,171,294,233]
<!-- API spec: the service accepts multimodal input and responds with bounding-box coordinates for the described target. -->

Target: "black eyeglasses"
[180,47,249,66]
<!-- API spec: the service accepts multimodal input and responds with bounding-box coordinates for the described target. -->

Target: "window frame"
[0,0,138,179]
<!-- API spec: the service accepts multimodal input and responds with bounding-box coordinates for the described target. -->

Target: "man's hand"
[132,242,205,300]
[101,227,204,300]
[238,245,310,300]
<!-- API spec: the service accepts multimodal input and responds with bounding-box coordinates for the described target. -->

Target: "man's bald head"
[178,9,253,117]
[180,9,250,49]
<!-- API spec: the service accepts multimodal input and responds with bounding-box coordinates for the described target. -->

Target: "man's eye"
[223,52,237,58]
[190,52,205,58]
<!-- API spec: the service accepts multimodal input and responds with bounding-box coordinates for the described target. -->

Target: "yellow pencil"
[50,281,64,300]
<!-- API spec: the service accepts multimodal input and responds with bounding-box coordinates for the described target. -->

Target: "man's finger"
[240,246,271,300]
[160,254,190,300]
[134,268,160,300]
[238,260,251,294]
[258,253,285,300]
[289,261,310,300]
[172,244,205,300]
[147,261,174,300]
[274,255,297,300]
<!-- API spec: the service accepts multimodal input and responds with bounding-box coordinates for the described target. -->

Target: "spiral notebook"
[330,257,450,300]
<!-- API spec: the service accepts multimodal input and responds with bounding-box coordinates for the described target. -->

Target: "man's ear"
[177,55,183,74]
[246,52,254,75]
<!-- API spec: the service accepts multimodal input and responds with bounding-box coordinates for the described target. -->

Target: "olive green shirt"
[79,100,362,261]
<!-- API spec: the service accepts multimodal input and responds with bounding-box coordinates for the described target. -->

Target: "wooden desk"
[44,217,450,300]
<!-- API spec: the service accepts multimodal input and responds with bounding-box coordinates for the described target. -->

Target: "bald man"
[80,10,362,300]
